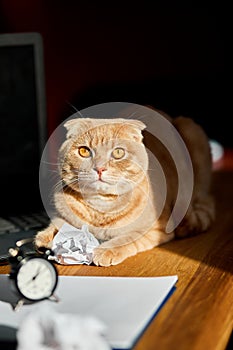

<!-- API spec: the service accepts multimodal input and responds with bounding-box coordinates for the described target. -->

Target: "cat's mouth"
[77,175,117,187]
[94,173,119,186]
[96,178,113,184]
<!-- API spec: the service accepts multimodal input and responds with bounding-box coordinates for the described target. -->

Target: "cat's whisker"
[47,169,59,173]
[45,172,60,184]
[44,172,59,181]
[119,176,150,194]
[41,162,60,166]
[102,175,119,180]
[78,176,96,181]
[125,111,138,119]
[65,101,84,119]
[147,167,161,172]
[52,177,79,193]
[53,181,64,193]
[78,181,94,198]
[65,178,80,187]
[41,160,63,166]
[132,114,148,122]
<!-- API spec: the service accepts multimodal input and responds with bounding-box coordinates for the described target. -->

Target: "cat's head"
[59,118,148,198]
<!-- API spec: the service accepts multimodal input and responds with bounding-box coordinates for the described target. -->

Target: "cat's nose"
[95,167,107,176]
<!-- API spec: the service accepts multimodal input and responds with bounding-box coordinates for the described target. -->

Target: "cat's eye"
[112,147,125,159]
[78,146,92,158]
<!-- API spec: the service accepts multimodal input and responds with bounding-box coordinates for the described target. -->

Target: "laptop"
[0,32,50,261]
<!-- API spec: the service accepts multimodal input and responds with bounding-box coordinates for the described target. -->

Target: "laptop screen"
[0,33,47,215]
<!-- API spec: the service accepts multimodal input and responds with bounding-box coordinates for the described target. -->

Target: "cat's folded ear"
[126,119,146,142]
[63,118,93,139]
[128,120,146,131]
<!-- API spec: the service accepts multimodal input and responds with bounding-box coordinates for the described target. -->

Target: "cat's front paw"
[34,226,57,249]
[93,246,128,267]
[34,231,53,249]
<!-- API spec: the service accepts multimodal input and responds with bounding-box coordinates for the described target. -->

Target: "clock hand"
[32,267,42,280]
[20,276,38,289]
[23,267,41,285]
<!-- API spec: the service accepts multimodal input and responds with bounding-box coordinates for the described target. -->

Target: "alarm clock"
[8,238,58,310]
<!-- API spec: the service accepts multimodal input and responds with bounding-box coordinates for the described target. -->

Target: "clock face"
[16,257,58,301]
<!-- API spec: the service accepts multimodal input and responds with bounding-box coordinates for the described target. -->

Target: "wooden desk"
[1,152,233,350]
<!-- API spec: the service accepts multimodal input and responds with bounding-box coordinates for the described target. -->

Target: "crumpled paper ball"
[50,223,100,265]
[16,305,111,350]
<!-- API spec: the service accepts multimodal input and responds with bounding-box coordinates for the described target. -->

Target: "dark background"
[0,1,229,146]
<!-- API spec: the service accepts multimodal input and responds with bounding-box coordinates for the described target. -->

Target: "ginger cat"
[35,112,215,266]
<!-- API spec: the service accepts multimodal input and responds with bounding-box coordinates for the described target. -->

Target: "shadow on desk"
[159,170,233,274]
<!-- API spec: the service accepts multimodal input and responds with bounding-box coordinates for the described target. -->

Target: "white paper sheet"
[0,274,178,349]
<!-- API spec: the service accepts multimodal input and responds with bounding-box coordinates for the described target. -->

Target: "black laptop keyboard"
[0,211,49,235]
[0,211,50,263]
